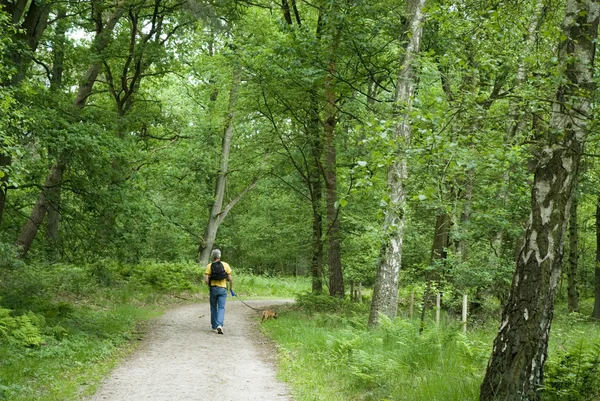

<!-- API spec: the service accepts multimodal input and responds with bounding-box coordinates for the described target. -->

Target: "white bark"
[368,0,427,326]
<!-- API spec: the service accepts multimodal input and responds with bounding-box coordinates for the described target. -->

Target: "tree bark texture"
[480,0,599,399]
[323,10,344,298]
[567,190,579,312]
[45,8,68,259]
[368,0,427,327]
[593,195,600,319]
[309,94,324,294]
[198,70,241,265]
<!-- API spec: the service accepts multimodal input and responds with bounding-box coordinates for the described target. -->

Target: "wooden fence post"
[462,294,468,333]
[435,293,441,326]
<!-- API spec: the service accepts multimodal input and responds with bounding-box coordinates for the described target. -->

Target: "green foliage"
[295,292,367,315]
[129,261,203,291]
[0,308,44,347]
[543,340,600,401]
[0,261,191,401]
[265,297,600,401]
[264,305,492,401]
[234,274,310,298]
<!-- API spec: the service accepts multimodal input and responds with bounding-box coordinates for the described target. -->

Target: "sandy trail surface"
[87,299,294,401]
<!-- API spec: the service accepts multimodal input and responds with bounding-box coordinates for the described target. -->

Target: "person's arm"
[205,273,210,286]
[227,274,233,291]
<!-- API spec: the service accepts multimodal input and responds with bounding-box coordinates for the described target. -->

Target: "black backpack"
[210,261,228,283]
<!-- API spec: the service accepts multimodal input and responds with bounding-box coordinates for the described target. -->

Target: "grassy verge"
[261,294,600,401]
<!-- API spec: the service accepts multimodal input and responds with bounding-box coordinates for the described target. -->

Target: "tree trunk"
[593,195,600,319]
[197,70,241,265]
[480,0,599,398]
[311,188,324,294]
[420,212,451,332]
[15,2,127,258]
[567,188,579,312]
[309,91,324,294]
[16,162,66,256]
[45,183,61,258]
[0,0,51,227]
[323,12,344,298]
[45,7,68,260]
[7,0,50,86]
[0,154,10,228]
[368,0,427,327]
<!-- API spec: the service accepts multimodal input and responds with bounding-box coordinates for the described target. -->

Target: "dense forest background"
[2,0,600,400]
[2,0,598,308]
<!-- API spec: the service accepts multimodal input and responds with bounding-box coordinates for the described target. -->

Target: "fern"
[543,340,600,401]
[0,307,44,347]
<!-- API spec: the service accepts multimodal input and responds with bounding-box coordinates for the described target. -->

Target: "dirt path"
[88,299,294,401]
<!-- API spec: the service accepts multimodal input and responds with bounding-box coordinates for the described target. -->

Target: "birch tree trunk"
[480,0,599,398]
[197,71,241,265]
[368,0,427,326]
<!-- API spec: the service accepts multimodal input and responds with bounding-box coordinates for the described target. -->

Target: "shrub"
[0,308,44,347]
[543,341,600,401]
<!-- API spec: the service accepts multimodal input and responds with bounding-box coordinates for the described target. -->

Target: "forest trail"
[87,300,294,401]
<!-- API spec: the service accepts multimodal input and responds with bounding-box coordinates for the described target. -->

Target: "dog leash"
[230,290,263,311]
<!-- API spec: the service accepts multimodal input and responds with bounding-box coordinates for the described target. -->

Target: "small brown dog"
[261,309,278,323]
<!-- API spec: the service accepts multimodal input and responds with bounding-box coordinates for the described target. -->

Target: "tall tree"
[16,0,127,257]
[480,0,600,398]
[322,2,344,298]
[368,0,427,326]
[45,6,68,259]
[197,69,261,265]
[0,0,51,228]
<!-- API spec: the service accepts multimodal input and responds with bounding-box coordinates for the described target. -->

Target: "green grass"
[0,299,164,401]
[261,294,600,401]
[234,273,310,298]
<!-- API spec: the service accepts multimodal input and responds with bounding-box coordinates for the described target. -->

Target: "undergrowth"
[0,261,201,401]
[262,293,600,401]
[0,261,308,400]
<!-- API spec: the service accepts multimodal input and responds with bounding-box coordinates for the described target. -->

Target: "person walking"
[205,249,233,334]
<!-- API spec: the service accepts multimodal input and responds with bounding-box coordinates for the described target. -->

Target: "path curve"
[88,300,294,401]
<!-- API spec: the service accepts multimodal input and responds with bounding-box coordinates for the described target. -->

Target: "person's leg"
[216,287,227,329]
[209,287,218,330]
